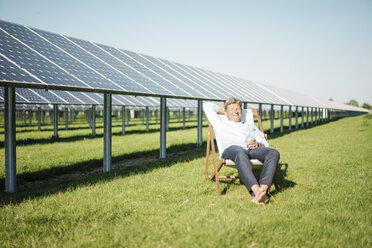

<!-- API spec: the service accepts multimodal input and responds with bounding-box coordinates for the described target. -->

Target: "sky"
[0,0,371,105]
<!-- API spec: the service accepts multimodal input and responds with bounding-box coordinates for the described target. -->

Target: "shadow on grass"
[0,142,206,206]
[0,123,202,148]
[218,162,295,196]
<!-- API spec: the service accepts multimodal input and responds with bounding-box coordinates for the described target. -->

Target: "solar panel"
[66,39,186,97]
[0,21,90,89]
[140,54,221,99]
[110,48,195,98]
[63,39,160,95]
[156,57,226,99]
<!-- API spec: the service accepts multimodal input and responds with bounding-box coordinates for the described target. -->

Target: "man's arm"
[203,102,225,130]
[215,105,225,115]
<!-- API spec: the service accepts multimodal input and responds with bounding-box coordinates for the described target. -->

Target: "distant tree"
[362,102,371,110]
[329,98,333,101]
[345,99,359,107]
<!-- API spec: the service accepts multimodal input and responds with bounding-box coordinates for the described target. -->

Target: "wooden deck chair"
[205,109,279,198]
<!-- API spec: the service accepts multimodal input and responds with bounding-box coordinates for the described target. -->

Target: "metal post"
[159,97,167,159]
[183,107,186,129]
[280,105,284,133]
[121,105,126,135]
[28,110,33,127]
[38,107,41,131]
[53,104,58,139]
[259,103,262,120]
[70,109,73,124]
[42,110,45,124]
[197,100,203,147]
[306,107,309,127]
[288,106,292,131]
[243,102,248,109]
[301,107,304,128]
[5,87,17,193]
[146,106,149,133]
[65,108,68,130]
[103,93,112,172]
[311,107,314,126]
[295,106,298,129]
[270,104,274,133]
[315,108,318,125]
[127,109,130,125]
[166,107,169,131]
[92,105,96,137]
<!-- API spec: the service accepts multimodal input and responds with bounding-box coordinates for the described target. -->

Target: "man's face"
[225,103,242,122]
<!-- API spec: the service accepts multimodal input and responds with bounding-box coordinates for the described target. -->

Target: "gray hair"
[224,97,242,110]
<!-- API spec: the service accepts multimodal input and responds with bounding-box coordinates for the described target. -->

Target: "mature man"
[203,97,280,205]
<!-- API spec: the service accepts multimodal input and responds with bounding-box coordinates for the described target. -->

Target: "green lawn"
[0,113,371,247]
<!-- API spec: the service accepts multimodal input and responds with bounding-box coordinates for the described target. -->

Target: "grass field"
[0,112,371,247]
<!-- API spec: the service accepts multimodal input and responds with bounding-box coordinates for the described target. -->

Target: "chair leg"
[209,161,224,180]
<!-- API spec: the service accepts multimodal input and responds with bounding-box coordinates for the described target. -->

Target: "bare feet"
[251,187,269,205]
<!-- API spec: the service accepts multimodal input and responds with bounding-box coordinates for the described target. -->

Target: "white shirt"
[203,102,269,156]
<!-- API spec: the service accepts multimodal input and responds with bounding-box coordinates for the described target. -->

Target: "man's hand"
[247,139,259,149]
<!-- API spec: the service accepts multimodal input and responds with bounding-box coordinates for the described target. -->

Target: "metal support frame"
[182,107,186,129]
[270,104,274,133]
[306,107,309,127]
[38,107,41,131]
[259,103,262,119]
[146,106,149,133]
[28,110,33,127]
[92,105,96,137]
[288,105,292,131]
[127,108,130,125]
[65,107,68,130]
[53,104,58,139]
[280,105,284,133]
[197,100,203,147]
[70,109,73,124]
[295,106,298,129]
[121,105,126,135]
[166,107,169,131]
[301,107,304,128]
[159,97,167,159]
[103,94,112,172]
[5,87,17,193]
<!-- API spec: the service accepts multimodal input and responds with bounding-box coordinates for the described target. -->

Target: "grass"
[0,112,371,247]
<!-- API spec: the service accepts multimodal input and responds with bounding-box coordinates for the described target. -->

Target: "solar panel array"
[0,20,288,105]
[0,20,369,113]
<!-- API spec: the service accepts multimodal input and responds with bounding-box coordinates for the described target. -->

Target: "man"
[203,97,280,205]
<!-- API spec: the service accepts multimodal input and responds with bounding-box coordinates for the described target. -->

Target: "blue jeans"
[221,145,280,194]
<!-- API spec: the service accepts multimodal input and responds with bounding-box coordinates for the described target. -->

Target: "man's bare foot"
[251,188,269,205]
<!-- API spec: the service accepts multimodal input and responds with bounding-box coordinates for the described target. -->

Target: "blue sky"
[1,0,371,105]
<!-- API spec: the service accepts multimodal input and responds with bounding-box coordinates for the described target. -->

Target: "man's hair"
[224,97,242,110]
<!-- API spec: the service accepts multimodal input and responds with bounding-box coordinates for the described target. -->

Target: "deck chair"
[205,109,279,198]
